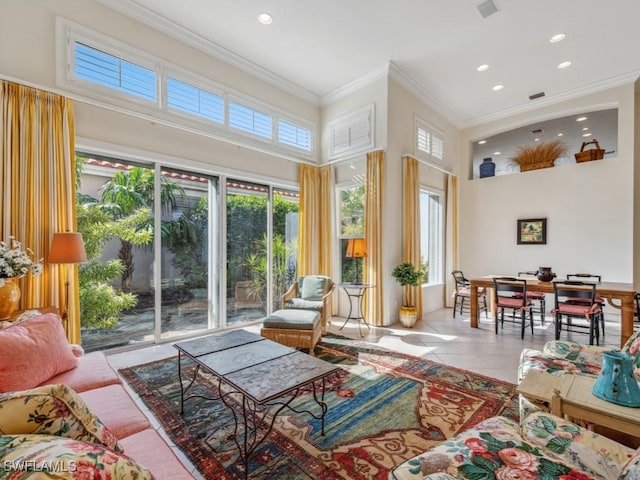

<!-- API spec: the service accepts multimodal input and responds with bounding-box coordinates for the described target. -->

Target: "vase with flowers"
[0,237,43,320]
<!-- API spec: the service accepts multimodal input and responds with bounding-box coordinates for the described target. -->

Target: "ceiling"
[101,0,640,128]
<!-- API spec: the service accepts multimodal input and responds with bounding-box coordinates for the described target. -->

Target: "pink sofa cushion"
[44,351,121,392]
[79,384,150,439]
[119,428,194,480]
[0,313,78,392]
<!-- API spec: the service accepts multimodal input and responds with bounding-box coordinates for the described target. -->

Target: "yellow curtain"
[0,81,78,342]
[363,150,384,326]
[297,164,333,277]
[317,165,333,276]
[403,156,422,318]
[445,174,458,307]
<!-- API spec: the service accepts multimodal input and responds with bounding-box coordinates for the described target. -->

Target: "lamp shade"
[48,232,88,264]
[346,238,367,258]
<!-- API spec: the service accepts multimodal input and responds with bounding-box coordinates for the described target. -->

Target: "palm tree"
[99,166,185,292]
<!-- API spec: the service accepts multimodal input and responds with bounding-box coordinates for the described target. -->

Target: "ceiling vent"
[476,0,499,18]
[531,129,544,135]
[529,91,545,100]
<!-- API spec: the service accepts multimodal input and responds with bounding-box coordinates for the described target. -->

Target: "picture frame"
[517,218,547,245]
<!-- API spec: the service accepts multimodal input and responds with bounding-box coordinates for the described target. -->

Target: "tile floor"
[108,307,623,383]
[106,307,623,478]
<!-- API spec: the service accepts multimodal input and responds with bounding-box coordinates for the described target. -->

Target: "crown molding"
[320,63,390,106]
[96,0,320,106]
[461,70,640,128]
[388,61,464,128]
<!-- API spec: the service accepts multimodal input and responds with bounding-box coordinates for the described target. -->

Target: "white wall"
[459,84,636,282]
[386,79,460,319]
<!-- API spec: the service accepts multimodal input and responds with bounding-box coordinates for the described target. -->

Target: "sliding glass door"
[159,168,219,338]
[226,180,268,324]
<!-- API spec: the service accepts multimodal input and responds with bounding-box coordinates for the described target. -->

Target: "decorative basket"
[574,139,605,163]
[519,160,556,172]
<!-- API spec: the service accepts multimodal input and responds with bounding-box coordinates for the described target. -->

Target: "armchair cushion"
[0,384,122,452]
[285,298,323,311]
[0,434,152,479]
[299,276,331,301]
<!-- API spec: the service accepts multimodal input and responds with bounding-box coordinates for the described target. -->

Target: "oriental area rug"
[119,334,519,480]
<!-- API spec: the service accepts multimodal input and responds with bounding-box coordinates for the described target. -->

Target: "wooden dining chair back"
[565,273,606,336]
[493,277,534,339]
[451,270,488,319]
[517,270,546,325]
[552,281,602,345]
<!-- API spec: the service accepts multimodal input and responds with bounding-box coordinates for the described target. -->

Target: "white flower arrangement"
[0,237,43,287]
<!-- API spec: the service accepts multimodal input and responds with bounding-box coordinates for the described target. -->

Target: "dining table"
[469,275,637,347]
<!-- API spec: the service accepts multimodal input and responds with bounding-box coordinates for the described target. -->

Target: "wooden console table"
[518,370,640,438]
[469,275,636,347]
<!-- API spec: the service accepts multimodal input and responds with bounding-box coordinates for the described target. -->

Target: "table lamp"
[48,232,88,325]
[346,238,367,284]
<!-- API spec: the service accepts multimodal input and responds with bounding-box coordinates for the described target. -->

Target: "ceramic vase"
[536,267,556,282]
[0,279,21,320]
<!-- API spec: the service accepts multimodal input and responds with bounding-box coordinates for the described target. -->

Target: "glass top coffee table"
[174,330,340,479]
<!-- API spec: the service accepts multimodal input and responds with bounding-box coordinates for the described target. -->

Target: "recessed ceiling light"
[258,12,273,24]
[478,140,487,144]
[494,151,501,155]
[557,61,572,69]
[476,64,490,72]
[582,132,592,137]
[557,133,564,137]
[576,116,588,122]
[550,33,566,43]
[582,127,589,131]
[492,84,504,91]
[534,138,540,142]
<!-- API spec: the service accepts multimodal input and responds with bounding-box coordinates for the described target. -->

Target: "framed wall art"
[517,218,547,245]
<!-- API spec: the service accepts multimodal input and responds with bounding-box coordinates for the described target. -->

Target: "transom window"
[416,118,444,161]
[167,77,224,124]
[74,42,156,102]
[60,21,315,157]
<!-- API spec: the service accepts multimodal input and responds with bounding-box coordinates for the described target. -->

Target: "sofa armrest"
[281,281,299,308]
[522,412,632,480]
[0,384,122,452]
[542,340,611,365]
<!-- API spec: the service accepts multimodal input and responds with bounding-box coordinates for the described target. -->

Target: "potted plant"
[391,262,424,328]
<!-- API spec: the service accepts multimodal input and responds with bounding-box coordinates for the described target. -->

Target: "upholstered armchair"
[282,275,336,334]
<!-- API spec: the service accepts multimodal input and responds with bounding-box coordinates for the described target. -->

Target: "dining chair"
[493,277,534,339]
[566,273,606,336]
[635,292,640,323]
[517,271,546,324]
[451,270,488,319]
[552,281,602,345]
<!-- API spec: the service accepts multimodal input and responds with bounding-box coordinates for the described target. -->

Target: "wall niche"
[471,108,618,179]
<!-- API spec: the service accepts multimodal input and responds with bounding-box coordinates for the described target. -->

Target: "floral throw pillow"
[390,416,597,480]
[0,434,152,480]
[0,384,122,452]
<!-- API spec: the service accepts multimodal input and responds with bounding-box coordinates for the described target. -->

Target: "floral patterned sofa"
[389,412,639,480]
[517,328,640,419]
[0,312,194,479]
